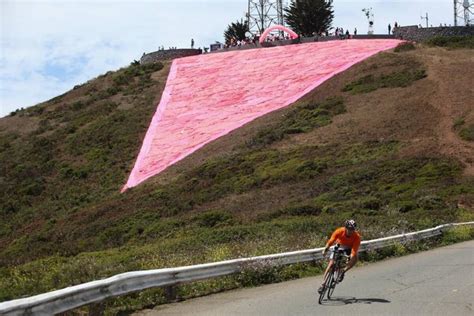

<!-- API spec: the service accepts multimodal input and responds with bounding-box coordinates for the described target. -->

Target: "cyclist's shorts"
[329,245,351,260]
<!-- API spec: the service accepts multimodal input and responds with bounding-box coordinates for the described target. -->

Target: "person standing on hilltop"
[388,23,392,34]
[191,38,195,49]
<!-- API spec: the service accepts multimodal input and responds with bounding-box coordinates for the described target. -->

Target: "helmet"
[345,219,357,230]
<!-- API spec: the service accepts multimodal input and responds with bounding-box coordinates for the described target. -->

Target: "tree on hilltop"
[224,19,249,45]
[284,0,334,36]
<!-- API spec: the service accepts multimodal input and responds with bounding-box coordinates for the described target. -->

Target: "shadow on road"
[323,296,390,306]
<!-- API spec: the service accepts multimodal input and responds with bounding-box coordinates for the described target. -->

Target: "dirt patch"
[0,114,39,135]
[416,48,474,175]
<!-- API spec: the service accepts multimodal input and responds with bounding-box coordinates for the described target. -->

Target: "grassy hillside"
[0,41,473,311]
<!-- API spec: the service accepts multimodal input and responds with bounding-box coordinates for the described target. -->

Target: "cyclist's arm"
[350,236,361,258]
[325,229,340,250]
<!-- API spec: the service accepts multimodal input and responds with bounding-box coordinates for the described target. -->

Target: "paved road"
[136,240,474,316]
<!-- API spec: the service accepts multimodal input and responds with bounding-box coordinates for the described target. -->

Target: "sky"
[0,0,459,118]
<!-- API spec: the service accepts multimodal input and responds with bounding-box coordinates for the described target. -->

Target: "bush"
[394,42,416,52]
[425,35,474,49]
[195,211,233,228]
[113,73,130,86]
[441,226,474,244]
[342,69,426,94]
[71,101,85,111]
[453,117,465,130]
[236,260,284,287]
[391,201,417,213]
[342,55,426,94]
[459,124,474,141]
[21,180,45,196]
[106,86,122,96]
[247,97,345,148]
[358,196,382,210]
[416,195,445,210]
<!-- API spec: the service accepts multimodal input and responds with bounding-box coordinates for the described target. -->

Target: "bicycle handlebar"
[331,244,351,258]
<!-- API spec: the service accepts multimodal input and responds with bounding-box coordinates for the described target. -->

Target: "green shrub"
[247,97,345,148]
[71,101,85,111]
[391,201,416,213]
[342,69,427,94]
[19,179,45,196]
[358,196,382,210]
[236,260,284,287]
[195,211,234,228]
[425,35,474,49]
[342,75,377,94]
[459,124,474,141]
[441,226,474,244]
[453,117,465,130]
[394,42,416,52]
[416,195,445,210]
[106,86,121,96]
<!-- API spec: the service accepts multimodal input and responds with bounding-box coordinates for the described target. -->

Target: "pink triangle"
[122,39,402,192]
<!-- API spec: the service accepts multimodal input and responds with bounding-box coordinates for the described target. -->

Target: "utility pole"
[454,0,473,26]
[454,0,458,26]
[464,0,473,25]
[247,0,285,35]
[421,12,429,28]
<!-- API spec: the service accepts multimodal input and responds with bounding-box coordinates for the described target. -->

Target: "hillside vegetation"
[0,40,473,312]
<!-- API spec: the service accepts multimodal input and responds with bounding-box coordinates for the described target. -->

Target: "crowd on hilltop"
[157,46,178,51]
[260,33,293,42]
[225,36,258,48]
[224,32,294,48]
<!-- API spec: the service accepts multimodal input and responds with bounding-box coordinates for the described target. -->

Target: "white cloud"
[0,0,459,117]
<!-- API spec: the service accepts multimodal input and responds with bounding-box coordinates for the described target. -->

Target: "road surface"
[135,240,474,315]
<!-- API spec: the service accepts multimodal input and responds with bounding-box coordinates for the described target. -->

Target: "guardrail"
[1,221,473,315]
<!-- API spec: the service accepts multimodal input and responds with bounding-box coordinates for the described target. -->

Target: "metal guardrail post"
[88,302,105,316]
[164,286,177,302]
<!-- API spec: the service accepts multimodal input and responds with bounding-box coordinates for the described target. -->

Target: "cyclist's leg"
[321,258,334,286]
[318,258,334,293]
[338,249,355,282]
[343,253,358,273]
[319,246,336,293]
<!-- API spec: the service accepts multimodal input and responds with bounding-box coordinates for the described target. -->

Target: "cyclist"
[318,219,361,294]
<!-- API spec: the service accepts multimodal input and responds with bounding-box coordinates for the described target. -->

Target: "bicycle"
[318,243,350,304]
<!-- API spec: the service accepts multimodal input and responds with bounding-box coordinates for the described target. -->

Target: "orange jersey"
[325,227,361,257]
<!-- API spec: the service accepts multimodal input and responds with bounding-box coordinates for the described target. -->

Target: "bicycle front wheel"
[327,268,338,299]
[318,279,328,304]
[318,267,333,304]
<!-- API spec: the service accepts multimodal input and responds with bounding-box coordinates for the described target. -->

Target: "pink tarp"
[123,39,402,191]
